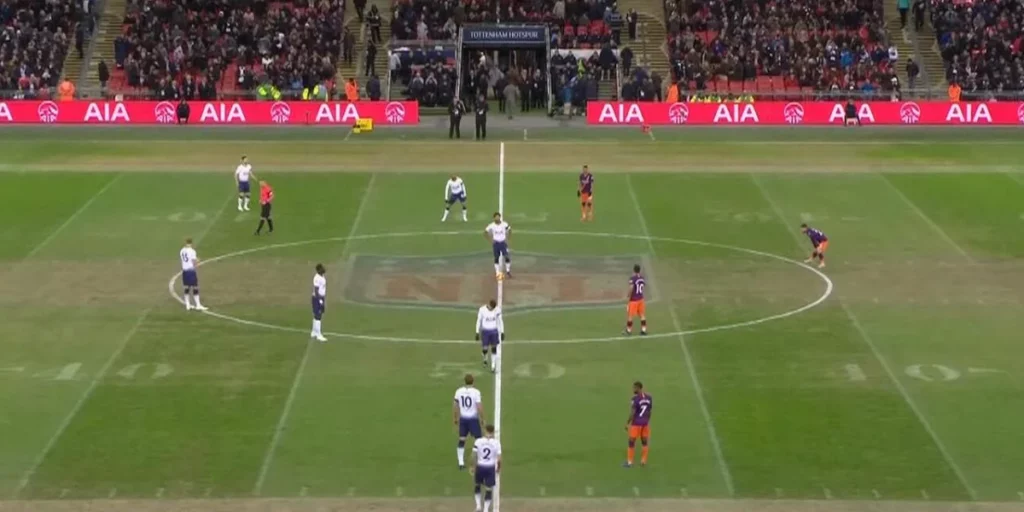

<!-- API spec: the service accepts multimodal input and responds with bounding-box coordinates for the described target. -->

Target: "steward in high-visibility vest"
[257,84,271,100]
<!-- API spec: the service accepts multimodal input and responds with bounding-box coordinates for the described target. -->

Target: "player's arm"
[496,445,502,472]
[577,178,582,197]
[444,181,450,201]
[476,402,485,424]
[474,308,482,341]
[234,170,239,185]
[452,397,460,426]
[625,401,634,430]
[484,228,491,243]
[470,442,479,473]
[626,281,634,300]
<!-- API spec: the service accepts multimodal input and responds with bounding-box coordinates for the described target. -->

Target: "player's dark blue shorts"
[181,269,198,287]
[480,329,500,347]
[459,417,483,438]
[238,181,251,193]
[475,465,496,487]
[311,296,324,320]
[492,241,509,262]
[446,192,466,204]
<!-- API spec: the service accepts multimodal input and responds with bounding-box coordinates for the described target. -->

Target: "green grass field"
[1,126,1023,512]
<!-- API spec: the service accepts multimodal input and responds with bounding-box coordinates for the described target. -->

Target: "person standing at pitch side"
[474,94,488,141]
[449,96,466,139]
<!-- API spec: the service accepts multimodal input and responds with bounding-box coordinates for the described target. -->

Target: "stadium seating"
[664,0,898,93]
[110,0,343,97]
[391,44,458,105]
[0,0,81,97]
[930,0,1024,92]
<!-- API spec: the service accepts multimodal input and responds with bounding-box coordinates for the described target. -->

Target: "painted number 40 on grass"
[843,363,1007,382]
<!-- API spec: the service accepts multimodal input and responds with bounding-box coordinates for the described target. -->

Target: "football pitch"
[1,126,1024,512]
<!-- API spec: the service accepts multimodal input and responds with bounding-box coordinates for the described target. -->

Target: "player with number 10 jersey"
[624,264,647,335]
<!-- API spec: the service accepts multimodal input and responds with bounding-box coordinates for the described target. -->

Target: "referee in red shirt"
[255,180,274,235]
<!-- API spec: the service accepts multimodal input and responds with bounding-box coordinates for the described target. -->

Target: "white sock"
[484,499,491,512]
[494,263,501,274]
[442,209,449,221]
[313,320,322,336]
[462,209,468,220]
[193,294,202,307]
[457,446,465,465]
[474,493,482,510]
[183,294,191,308]
[491,351,499,371]
[244,197,250,208]
[237,197,243,209]
[505,262,511,273]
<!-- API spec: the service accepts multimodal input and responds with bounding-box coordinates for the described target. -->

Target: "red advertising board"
[587,101,1024,126]
[0,100,419,125]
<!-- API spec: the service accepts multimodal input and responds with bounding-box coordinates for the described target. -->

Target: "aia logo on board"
[384,102,406,123]
[667,103,689,124]
[783,102,804,124]
[900,102,922,124]
[37,101,59,123]
[344,253,651,312]
[154,102,176,124]
[1016,103,1024,124]
[270,102,292,124]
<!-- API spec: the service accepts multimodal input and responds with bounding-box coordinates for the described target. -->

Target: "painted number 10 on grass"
[843,363,1008,383]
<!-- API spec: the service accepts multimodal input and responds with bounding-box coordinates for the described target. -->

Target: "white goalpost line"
[493,142,505,512]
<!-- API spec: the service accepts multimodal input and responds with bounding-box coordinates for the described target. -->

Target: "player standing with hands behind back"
[578,165,594,222]
[234,156,255,211]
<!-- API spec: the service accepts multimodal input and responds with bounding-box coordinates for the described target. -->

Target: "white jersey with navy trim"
[312,274,327,298]
[235,164,252,183]
[473,437,501,467]
[180,246,198,271]
[454,386,482,419]
[476,305,503,334]
[485,221,509,243]
[445,178,466,200]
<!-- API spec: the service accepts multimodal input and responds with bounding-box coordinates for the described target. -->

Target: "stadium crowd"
[664,0,901,93]
[930,0,1024,93]
[0,0,88,97]
[112,0,343,97]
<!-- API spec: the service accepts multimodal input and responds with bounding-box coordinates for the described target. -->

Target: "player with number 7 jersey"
[624,380,652,467]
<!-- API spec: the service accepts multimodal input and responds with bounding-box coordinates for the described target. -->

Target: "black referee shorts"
[260,202,272,218]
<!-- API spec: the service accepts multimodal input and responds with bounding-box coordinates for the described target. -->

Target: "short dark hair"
[633,264,641,273]
[633,380,643,389]
[800,223,809,228]
[485,424,496,434]
[464,374,474,385]
[185,237,193,244]
[489,299,497,308]
[315,263,326,274]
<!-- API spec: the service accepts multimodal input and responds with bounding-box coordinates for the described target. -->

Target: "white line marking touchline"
[253,174,377,496]
[877,174,974,263]
[25,173,123,260]
[167,231,832,345]
[750,173,978,501]
[626,175,735,496]
[15,195,232,498]
[494,141,505,512]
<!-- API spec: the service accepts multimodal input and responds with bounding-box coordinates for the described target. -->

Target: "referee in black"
[448,96,466,139]
[474,94,488,141]
[255,180,274,235]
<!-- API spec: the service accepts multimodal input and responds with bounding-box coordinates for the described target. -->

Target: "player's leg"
[817,241,828,268]
[191,284,206,310]
[587,197,594,221]
[625,427,638,467]
[483,486,493,512]
[461,196,468,222]
[639,301,647,335]
[474,483,483,512]
[265,204,274,232]
[489,344,499,372]
[501,247,511,277]
[442,198,452,221]
[640,425,650,465]
[804,248,818,263]
[624,302,636,334]
[456,436,467,468]
[492,245,502,277]
[244,192,250,210]
[238,191,244,211]
[182,285,192,309]
[581,195,587,221]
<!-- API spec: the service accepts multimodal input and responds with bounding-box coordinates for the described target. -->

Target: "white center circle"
[167,230,833,344]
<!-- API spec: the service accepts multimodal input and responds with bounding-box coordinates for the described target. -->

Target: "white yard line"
[25,173,123,259]
[877,174,974,263]
[750,173,978,501]
[494,142,506,512]
[13,193,231,498]
[252,173,377,496]
[625,175,735,496]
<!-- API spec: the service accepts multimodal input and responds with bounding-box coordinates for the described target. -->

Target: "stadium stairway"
[59,23,86,86]
[612,0,671,90]
[882,1,916,87]
[336,0,391,99]
[916,24,946,89]
[82,0,126,92]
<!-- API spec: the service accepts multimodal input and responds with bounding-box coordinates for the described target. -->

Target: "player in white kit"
[310,264,327,342]
[234,156,255,211]
[475,299,504,372]
[453,373,485,469]
[441,174,468,222]
[471,424,502,512]
[484,213,511,280]
[179,238,207,311]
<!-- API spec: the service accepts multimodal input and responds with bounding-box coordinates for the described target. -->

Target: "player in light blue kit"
[453,373,485,469]
[484,212,511,280]
[442,174,468,222]
[471,424,502,512]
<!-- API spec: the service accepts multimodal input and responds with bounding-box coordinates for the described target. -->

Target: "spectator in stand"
[906,58,919,89]
[368,73,382,100]
[897,0,910,29]
[503,80,518,119]
[931,0,1024,95]
[627,9,638,40]
[368,5,382,44]
[98,59,109,94]
[366,39,377,76]
[912,0,925,31]
[354,0,366,22]
[344,28,355,66]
